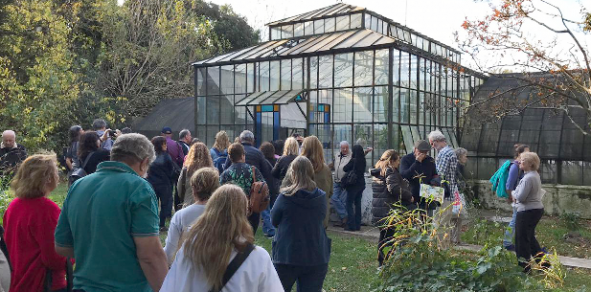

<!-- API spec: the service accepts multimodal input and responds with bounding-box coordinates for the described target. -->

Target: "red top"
[4,197,67,292]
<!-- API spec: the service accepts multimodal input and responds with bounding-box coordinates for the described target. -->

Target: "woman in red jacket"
[4,154,70,292]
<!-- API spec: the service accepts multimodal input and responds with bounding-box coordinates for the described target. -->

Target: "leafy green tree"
[0,0,81,150]
[189,0,260,51]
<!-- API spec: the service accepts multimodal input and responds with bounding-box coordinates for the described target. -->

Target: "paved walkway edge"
[327,226,591,270]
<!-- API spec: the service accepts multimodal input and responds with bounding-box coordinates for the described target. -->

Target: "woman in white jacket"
[160,184,283,292]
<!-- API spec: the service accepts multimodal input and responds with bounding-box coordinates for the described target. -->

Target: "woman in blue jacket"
[271,156,331,292]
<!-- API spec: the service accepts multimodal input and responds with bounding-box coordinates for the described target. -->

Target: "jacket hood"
[284,188,325,209]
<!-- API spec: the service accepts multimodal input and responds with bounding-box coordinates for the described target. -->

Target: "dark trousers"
[274,263,328,292]
[378,227,395,266]
[153,184,173,227]
[515,209,544,268]
[346,188,362,230]
[248,212,260,235]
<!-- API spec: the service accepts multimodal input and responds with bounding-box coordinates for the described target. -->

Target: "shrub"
[374,205,568,292]
[560,212,581,231]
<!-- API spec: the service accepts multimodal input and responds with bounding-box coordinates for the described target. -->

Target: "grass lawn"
[16,183,591,291]
[462,211,591,259]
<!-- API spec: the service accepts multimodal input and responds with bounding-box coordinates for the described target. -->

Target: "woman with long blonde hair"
[164,168,220,265]
[160,185,283,292]
[300,136,333,227]
[272,137,299,181]
[178,142,213,207]
[271,156,331,292]
[210,131,230,171]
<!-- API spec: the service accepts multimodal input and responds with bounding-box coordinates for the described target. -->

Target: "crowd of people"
[0,119,549,291]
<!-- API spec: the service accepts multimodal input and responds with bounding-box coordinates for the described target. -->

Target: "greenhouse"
[191,2,486,165]
[462,75,591,186]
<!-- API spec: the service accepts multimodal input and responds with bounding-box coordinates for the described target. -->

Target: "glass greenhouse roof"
[266,3,364,27]
[193,29,396,67]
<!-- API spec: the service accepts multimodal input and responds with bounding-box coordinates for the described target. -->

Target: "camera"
[109,129,119,138]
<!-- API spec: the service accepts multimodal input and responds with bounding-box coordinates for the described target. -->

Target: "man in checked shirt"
[428,130,462,248]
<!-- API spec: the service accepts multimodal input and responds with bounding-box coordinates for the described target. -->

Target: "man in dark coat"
[0,130,27,177]
[399,140,438,210]
[223,130,272,183]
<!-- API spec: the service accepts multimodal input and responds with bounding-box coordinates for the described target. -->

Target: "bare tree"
[457,0,591,135]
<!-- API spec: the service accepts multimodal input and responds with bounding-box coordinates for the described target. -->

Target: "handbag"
[340,170,358,188]
[68,152,94,185]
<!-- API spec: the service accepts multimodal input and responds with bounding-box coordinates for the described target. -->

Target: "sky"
[114,0,591,70]
[205,0,591,70]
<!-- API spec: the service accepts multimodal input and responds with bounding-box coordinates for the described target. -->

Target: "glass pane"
[292,58,303,90]
[282,25,293,38]
[354,87,372,122]
[392,49,400,86]
[258,61,270,91]
[355,124,373,167]
[477,158,497,180]
[271,27,281,40]
[206,67,220,95]
[316,123,333,162]
[235,94,246,125]
[319,55,333,88]
[336,15,349,31]
[418,92,425,125]
[206,97,219,124]
[584,162,591,186]
[281,59,291,91]
[335,53,353,87]
[375,49,389,85]
[221,95,234,124]
[270,61,280,91]
[375,86,388,122]
[371,15,378,31]
[410,55,418,89]
[314,19,325,34]
[197,96,206,124]
[410,90,418,124]
[365,14,371,29]
[400,51,410,88]
[235,64,246,94]
[392,87,400,123]
[351,13,362,29]
[540,160,557,184]
[333,89,353,122]
[334,125,352,150]
[294,23,304,37]
[325,18,336,33]
[374,124,388,164]
[304,21,313,35]
[561,161,583,185]
[401,125,413,154]
[355,50,373,86]
[247,63,255,93]
[220,65,234,95]
[310,56,318,89]
[401,89,410,123]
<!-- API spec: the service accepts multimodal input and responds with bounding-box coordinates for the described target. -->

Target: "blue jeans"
[503,205,517,247]
[261,205,275,236]
[331,182,348,219]
[275,263,328,292]
[346,188,363,230]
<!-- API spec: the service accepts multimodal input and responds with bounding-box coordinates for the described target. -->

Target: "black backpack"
[68,152,94,185]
